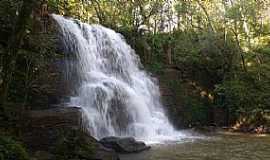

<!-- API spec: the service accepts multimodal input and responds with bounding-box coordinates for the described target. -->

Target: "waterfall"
[52,14,184,142]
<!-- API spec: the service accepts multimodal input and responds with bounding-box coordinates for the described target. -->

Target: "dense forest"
[0,0,270,160]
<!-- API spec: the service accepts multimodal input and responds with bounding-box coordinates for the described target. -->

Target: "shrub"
[0,136,29,160]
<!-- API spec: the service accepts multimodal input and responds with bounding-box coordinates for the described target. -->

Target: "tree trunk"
[231,29,247,72]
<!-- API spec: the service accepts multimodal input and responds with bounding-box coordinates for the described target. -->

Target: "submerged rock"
[100,136,151,153]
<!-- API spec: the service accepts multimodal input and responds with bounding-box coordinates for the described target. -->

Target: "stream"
[120,132,270,160]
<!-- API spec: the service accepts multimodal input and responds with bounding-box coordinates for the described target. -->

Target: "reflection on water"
[120,132,270,160]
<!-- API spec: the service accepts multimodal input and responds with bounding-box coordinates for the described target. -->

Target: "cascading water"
[53,14,185,142]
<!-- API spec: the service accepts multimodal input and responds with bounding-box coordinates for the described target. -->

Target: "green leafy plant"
[0,136,29,160]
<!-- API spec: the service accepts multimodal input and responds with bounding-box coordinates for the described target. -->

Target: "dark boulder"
[100,136,151,153]
[22,106,119,160]
[23,107,83,151]
[54,129,119,160]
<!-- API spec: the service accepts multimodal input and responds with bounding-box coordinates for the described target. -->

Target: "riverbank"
[192,125,270,135]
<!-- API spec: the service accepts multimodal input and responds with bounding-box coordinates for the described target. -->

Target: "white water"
[52,14,186,143]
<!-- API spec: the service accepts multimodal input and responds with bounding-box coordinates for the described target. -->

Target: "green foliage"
[143,33,172,66]
[0,0,20,36]
[0,0,61,109]
[172,30,238,89]
[0,136,29,160]
[168,80,209,126]
[146,61,164,75]
[182,96,208,126]
[0,0,269,128]
[215,47,270,122]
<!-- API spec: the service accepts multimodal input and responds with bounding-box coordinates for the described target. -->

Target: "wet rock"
[100,136,151,153]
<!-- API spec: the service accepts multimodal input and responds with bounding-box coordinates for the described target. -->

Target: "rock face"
[100,136,151,153]
[54,130,119,160]
[23,106,83,151]
[23,107,119,160]
[26,106,82,129]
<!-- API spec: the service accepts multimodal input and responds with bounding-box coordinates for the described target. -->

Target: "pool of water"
[120,132,270,160]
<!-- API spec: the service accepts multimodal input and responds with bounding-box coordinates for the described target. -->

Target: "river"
[120,132,270,160]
